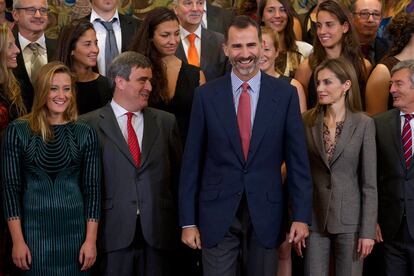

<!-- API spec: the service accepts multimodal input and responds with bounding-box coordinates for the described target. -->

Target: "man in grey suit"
[81,51,182,276]
[375,60,414,276]
[174,0,227,81]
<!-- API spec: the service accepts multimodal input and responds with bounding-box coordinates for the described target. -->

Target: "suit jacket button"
[243,170,248,174]
[237,192,242,196]
[326,169,330,175]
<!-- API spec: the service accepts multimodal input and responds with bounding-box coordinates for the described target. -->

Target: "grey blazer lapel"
[98,104,137,167]
[311,112,330,168]
[330,110,357,165]
[140,108,159,167]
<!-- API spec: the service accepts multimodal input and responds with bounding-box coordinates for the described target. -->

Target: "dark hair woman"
[130,7,205,144]
[56,19,112,115]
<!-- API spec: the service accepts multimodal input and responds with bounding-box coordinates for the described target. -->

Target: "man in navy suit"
[179,16,312,276]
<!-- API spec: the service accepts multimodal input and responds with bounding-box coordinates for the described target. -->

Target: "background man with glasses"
[351,0,388,66]
[12,0,57,111]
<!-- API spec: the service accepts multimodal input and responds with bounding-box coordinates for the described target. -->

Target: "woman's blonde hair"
[305,57,362,125]
[0,23,26,117]
[260,26,284,75]
[24,61,77,141]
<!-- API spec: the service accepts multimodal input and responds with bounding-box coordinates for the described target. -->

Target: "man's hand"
[375,223,383,243]
[357,238,375,260]
[182,226,202,249]
[289,221,309,257]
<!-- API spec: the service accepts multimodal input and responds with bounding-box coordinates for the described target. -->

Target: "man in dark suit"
[81,51,182,276]
[83,0,141,76]
[12,0,57,111]
[204,1,233,34]
[374,60,414,276]
[179,16,312,276]
[174,0,227,82]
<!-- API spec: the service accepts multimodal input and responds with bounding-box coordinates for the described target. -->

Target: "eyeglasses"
[353,11,381,20]
[15,7,49,16]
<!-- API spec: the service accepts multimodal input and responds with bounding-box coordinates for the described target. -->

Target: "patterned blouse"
[323,121,344,162]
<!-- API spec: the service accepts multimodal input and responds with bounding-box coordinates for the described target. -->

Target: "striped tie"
[402,114,414,168]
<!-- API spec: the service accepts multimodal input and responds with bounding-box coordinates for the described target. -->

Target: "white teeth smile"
[53,100,66,105]
[239,60,252,64]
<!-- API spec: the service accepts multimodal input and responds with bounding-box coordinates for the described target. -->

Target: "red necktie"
[237,82,251,160]
[403,114,414,168]
[187,33,200,67]
[127,112,141,167]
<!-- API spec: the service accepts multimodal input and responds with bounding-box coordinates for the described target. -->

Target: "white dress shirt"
[179,25,202,60]
[19,33,47,79]
[110,100,143,149]
[91,9,122,76]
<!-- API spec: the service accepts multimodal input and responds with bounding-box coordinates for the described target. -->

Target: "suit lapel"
[200,28,212,69]
[13,28,30,83]
[45,37,56,61]
[311,112,330,168]
[391,109,407,169]
[119,14,132,51]
[211,75,245,164]
[246,74,280,165]
[176,41,187,63]
[98,104,137,167]
[330,111,357,165]
[140,108,159,167]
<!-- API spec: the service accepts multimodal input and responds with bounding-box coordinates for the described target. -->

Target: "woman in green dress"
[2,61,101,275]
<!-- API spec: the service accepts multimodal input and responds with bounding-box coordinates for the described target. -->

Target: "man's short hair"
[107,51,152,88]
[224,15,262,43]
[391,59,414,87]
[350,0,383,13]
[13,0,48,9]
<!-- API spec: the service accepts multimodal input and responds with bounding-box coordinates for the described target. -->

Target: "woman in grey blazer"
[302,57,377,276]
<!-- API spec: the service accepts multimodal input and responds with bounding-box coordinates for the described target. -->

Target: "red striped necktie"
[127,112,141,167]
[402,114,414,168]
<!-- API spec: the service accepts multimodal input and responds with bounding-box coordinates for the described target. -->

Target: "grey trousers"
[304,231,363,276]
[202,195,278,276]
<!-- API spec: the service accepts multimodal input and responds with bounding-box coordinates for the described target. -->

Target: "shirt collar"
[400,111,414,116]
[91,8,120,23]
[111,99,142,118]
[180,24,202,40]
[18,33,46,50]
[231,70,261,94]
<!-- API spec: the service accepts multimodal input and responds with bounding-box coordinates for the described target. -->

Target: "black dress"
[151,63,200,144]
[76,75,112,115]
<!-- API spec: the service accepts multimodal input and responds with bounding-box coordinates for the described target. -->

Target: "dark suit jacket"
[303,110,377,239]
[374,108,414,241]
[81,105,182,252]
[179,73,312,248]
[12,28,57,111]
[206,2,233,34]
[83,13,141,52]
[176,27,227,82]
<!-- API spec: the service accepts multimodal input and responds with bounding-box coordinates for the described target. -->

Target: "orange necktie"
[187,33,200,67]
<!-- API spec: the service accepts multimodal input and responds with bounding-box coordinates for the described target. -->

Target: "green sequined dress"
[2,120,101,275]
